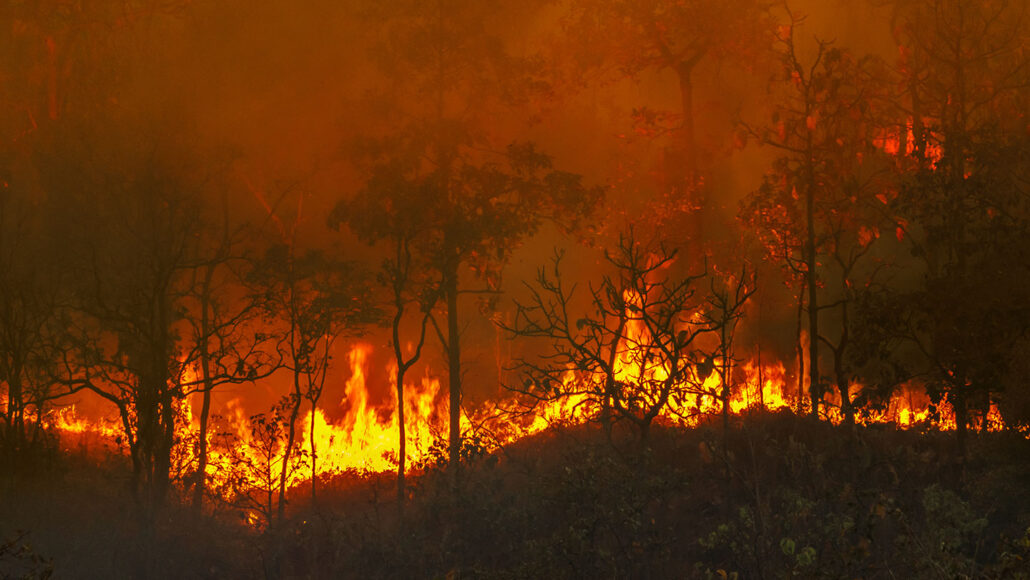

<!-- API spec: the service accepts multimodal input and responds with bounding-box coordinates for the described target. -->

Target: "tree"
[212,395,309,529]
[504,231,713,442]
[699,265,757,431]
[740,12,895,421]
[181,209,281,511]
[250,241,376,521]
[36,117,275,533]
[0,180,66,463]
[892,133,1030,450]
[42,133,206,516]
[879,0,1028,170]
[0,0,182,466]
[881,0,1030,451]
[346,0,602,488]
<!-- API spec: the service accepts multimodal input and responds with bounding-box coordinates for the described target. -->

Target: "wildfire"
[42,336,1008,519]
[873,118,944,165]
[303,345,444,474]
[49,405,123,441]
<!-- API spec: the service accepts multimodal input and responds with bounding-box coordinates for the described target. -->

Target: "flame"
[301,344,444,474]
[873,118,943,166]
[37,329,1011,521]
[49,405,123,440]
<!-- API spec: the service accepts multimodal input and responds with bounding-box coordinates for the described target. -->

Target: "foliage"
[207,395,310,528]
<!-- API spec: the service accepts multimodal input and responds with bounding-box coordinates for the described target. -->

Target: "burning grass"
[37,340,1014,531]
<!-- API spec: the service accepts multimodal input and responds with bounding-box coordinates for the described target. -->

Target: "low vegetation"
[3,413,1030,579]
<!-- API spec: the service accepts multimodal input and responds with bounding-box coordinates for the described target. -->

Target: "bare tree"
[250,242,376,522]
[503,231,712,442]
[331,169,439,514]
[740,11,894,420]
[181,212,281,511]
[698,266,757,431]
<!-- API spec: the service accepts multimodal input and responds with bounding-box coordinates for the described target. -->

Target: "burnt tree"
[504,231,714,442]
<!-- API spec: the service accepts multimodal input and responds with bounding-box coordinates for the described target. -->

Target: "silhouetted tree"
[504,231,713,442]
[699,265,757,431]
[330,165,440,514]
[0,180,66,463]
[250,241,376,521]
[740,12,895,421]
[349,0,602,490]
[181,209,281,511]
[882,0,1030,452]
[42,129,206,517]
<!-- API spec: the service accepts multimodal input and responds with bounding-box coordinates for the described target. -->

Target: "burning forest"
[1,0,1029,578]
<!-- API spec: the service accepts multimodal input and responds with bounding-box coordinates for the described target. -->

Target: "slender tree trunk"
[391,292,409,514]
[155,383,175,507]
[757,346,764,408]
[310,402,317,503]
[837,303,854,426]
[834,354,853,426]
[193,385,212,509]
[796,283,806,414]
[720,325,731,432]
[278,384,302,523]
[954,388,968,460]
[193,265,216,510]
[601,317,626,443]
[445,258,462,491]
[395,363,406,514]
[756,275,764,409]
[7,371,24,457]
[278,269,302,523]
[805,135,820,420]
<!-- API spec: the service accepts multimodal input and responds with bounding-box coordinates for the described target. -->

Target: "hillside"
[3,414,1030,578]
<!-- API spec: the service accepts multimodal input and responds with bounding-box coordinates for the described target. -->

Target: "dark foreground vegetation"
[3,413,1030,579]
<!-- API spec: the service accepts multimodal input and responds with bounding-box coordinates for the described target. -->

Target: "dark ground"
[3,412,1030,579]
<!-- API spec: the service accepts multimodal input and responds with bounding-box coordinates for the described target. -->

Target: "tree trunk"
[805,135,820,420]
[835,357,853,426]
[310,402,317,503]
[7,371,24,457]
[445,258,462,491]
[720,326,731,433]
[278,388,302,523]
[638,419,651,444]
[193,385,212,509]
[837,303,854,426]
[154,383,175,508]
[796,287,806,414]
[193,263,217,510]
[600,317,626,443]
[953,388,968,460]
[395,362,406,515]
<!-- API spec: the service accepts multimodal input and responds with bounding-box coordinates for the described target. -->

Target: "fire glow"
[48,339,1005,511]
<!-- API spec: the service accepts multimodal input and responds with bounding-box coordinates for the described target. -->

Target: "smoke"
[5,0,926,418]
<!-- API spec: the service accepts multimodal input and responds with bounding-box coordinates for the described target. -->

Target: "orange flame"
[40,334,1010,520]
